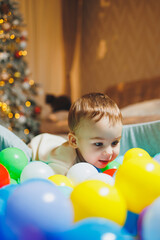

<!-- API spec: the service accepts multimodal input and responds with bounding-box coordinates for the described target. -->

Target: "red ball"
[0,163,10,188]
[103,168,117,177]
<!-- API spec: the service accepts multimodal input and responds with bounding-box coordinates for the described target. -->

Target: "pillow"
[120,120,160,157]
[0,125,32,161]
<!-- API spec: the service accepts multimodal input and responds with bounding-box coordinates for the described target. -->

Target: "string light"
[29,79,34,85]
[25,101,31,107]
[22,50,27,56]
[2,103,7,111]
[19,50,27,56]
[8,112,13,118]
[10,34,15,39]
[19,50,23,56]
[0,81,5,86]
[15,113,20,119]
[14,72,21,78]
[0,19,4,24]
[9,78,14,84]
[24,128,29,135]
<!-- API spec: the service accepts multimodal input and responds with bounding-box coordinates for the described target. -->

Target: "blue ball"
[0,184,18,240]
[53,217,134,240]
[153,153,160,163]
[57,186,73,198]
[0,184,18,217]
[141,197,160,240]
[5,179,74,238]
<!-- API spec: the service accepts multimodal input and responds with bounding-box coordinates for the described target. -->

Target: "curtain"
[61,0,82,101]
[19,0,82,105]
[19,0,65,107]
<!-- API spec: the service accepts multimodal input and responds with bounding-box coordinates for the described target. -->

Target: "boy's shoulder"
[51,141,77,164]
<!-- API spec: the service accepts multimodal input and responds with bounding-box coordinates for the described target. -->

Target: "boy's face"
[73,117,122,169]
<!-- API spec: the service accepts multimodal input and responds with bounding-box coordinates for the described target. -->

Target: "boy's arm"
[0,125,32,161]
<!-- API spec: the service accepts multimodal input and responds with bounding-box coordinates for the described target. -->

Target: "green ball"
[0,147,28,180]
[101,160,121,172]
[10,178,18,184]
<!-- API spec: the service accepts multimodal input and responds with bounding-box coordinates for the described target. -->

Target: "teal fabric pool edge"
[120,120,160,157]
[0,125,32,161]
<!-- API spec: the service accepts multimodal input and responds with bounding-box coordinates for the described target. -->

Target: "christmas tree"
[0,0,41,143]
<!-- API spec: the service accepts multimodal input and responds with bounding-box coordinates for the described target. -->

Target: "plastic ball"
[103,169,117,177]
[57,186,73,198]
[0,148,28,180]
[101,160,121,172]
[6,179,74,237]
[137,207,148,239]
[67,162,98,185]
[86,173,115,185]
[0,163,10,188]
[140,197,160,240]
[153,152,160,163]
[70,180,127,225]
[54,217,134,240]
[115,157,160,213]
[10,178,18,185]
[48,174,74,188]
[0,184,18,217]
[20,161,55,182]
[123,148,151,163]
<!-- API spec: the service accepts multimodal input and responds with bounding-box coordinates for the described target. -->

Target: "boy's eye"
[94,142,103,147]
[111,140,119,147]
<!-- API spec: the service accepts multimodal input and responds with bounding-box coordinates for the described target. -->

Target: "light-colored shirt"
[29,133,79,175]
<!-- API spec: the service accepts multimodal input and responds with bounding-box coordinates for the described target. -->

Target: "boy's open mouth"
[98,160,110,165]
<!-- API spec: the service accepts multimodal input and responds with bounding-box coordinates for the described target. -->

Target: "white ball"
[20,161,55,182]
[87,173,115,186]
[67,162,98,186]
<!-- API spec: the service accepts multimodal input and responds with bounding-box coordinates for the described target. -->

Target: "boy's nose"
[102,146,112,157]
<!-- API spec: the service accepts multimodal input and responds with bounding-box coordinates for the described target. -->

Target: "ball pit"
[0,147,160,239]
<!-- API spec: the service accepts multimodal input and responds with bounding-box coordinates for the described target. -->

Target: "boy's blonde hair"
[68,92,122,132]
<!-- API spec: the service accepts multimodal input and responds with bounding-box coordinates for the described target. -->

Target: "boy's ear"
[68,132,78,148]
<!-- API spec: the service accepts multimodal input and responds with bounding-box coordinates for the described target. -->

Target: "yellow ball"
[123,148,151,163]
[70,180,127,225]
[115,157,160,214]
[48,174,74,188]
